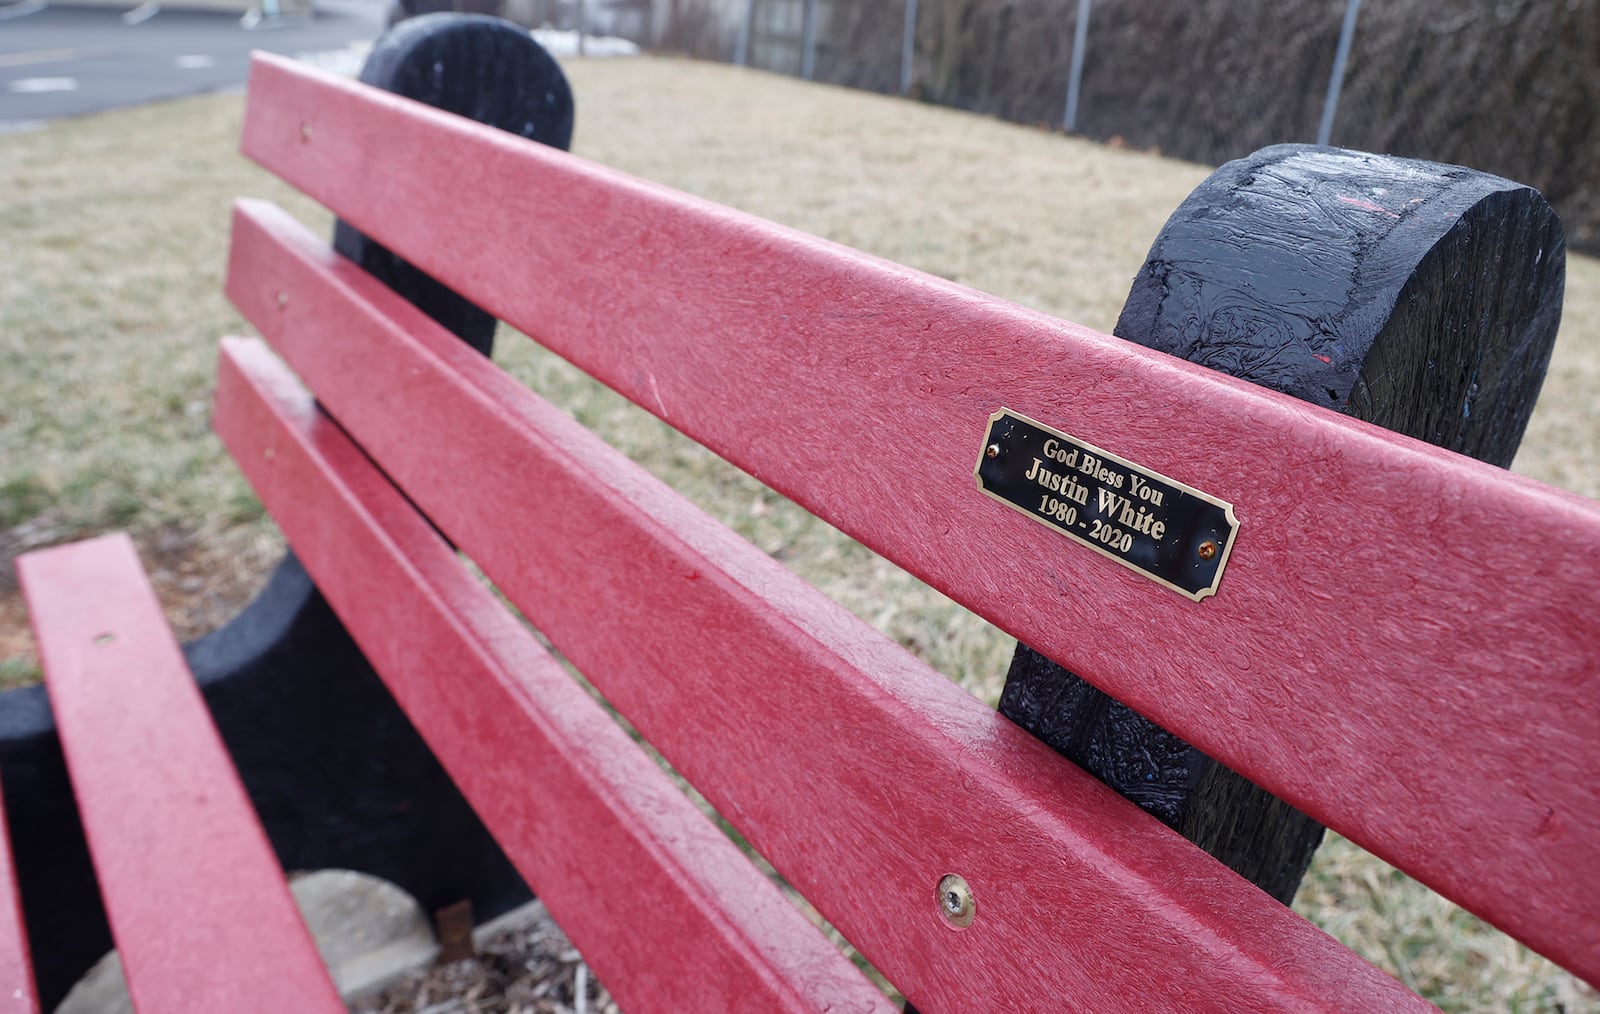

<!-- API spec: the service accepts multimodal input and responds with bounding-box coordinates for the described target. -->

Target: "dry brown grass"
[2,54,1597,1012]
[0,91,325,685]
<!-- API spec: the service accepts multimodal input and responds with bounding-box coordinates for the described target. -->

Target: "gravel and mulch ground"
[354,909,619,1014]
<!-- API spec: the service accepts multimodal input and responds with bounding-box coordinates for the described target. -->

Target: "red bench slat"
[212,339,893,1014]
[237,56,1600,985]
[16,536,343,1013]
[221,215,1431,1011]
[0,788,39,1013]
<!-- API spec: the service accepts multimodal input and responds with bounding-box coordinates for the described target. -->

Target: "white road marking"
[0,0,46,21]
[121,2,160,25]
[0,46,95,69]
[8,77,79,94]
[175,54,215,69]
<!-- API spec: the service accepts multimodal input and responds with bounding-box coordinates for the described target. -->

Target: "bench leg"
[0,554,530,1009]
[0,691,101,1011]
[186,552,534,944]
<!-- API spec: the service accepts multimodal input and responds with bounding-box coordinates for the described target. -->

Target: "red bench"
[9,17,1598,1012]
[17,537,345,1011]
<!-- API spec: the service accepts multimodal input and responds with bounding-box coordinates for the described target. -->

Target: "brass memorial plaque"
[973,409,1238,601]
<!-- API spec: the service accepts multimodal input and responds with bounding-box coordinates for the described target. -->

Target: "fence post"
[735,0,755,66]
[801,0,818,80]
[900,0,917,94]
[1317,0,1362,145]
[1062,0,1091,131]
[574,0,586,56]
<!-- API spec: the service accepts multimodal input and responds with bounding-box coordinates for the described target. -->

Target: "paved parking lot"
[0,0,384,131]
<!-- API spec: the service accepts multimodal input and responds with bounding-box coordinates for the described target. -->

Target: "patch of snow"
[529,28,641,59]
[9,77,78,94]
[294,41,374,79]
[288,29,638,82]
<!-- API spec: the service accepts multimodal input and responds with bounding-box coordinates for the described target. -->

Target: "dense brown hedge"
[693,0,1599,254]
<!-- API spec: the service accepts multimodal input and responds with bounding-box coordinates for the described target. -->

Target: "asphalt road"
[0,0,386,131]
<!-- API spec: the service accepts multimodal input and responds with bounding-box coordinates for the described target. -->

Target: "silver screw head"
[936,873,975,928]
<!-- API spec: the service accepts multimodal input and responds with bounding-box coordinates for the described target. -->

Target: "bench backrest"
[222,52,1600,1010]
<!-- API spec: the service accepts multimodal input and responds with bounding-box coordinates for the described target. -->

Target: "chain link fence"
[546,0,1598,255]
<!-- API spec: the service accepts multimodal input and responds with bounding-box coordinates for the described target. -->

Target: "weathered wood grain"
[16,536,343,1013]
[236,57,1600,984]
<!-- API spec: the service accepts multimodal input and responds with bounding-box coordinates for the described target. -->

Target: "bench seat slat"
[15,536,343,1013]
[222,208,1431,1012]
[238,55,1600,985]
[212,339,894,1014]
[0,789,38,1013]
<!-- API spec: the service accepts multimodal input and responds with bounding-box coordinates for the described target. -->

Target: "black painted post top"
[1117,143,1565,466]
[333,13,577,359]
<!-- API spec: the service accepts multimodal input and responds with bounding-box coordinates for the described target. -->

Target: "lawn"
[2,54,1596,1012]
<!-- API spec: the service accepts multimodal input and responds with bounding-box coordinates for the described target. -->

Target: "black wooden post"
[334,13,575,354]
[0,16,574,1009]
[998,143,1565,903]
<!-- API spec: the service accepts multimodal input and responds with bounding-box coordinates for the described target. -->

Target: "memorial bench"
[5,15,1599,1012]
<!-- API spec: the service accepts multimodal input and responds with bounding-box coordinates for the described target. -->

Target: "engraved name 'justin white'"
[1024,454,1091,505]
[1095,488,1167,541]
[1025,438,1168,542]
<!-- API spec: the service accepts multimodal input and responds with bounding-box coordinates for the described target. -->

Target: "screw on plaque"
[985,443,1000,459]
[1198,540,1218,561]
[936,873,975,928]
